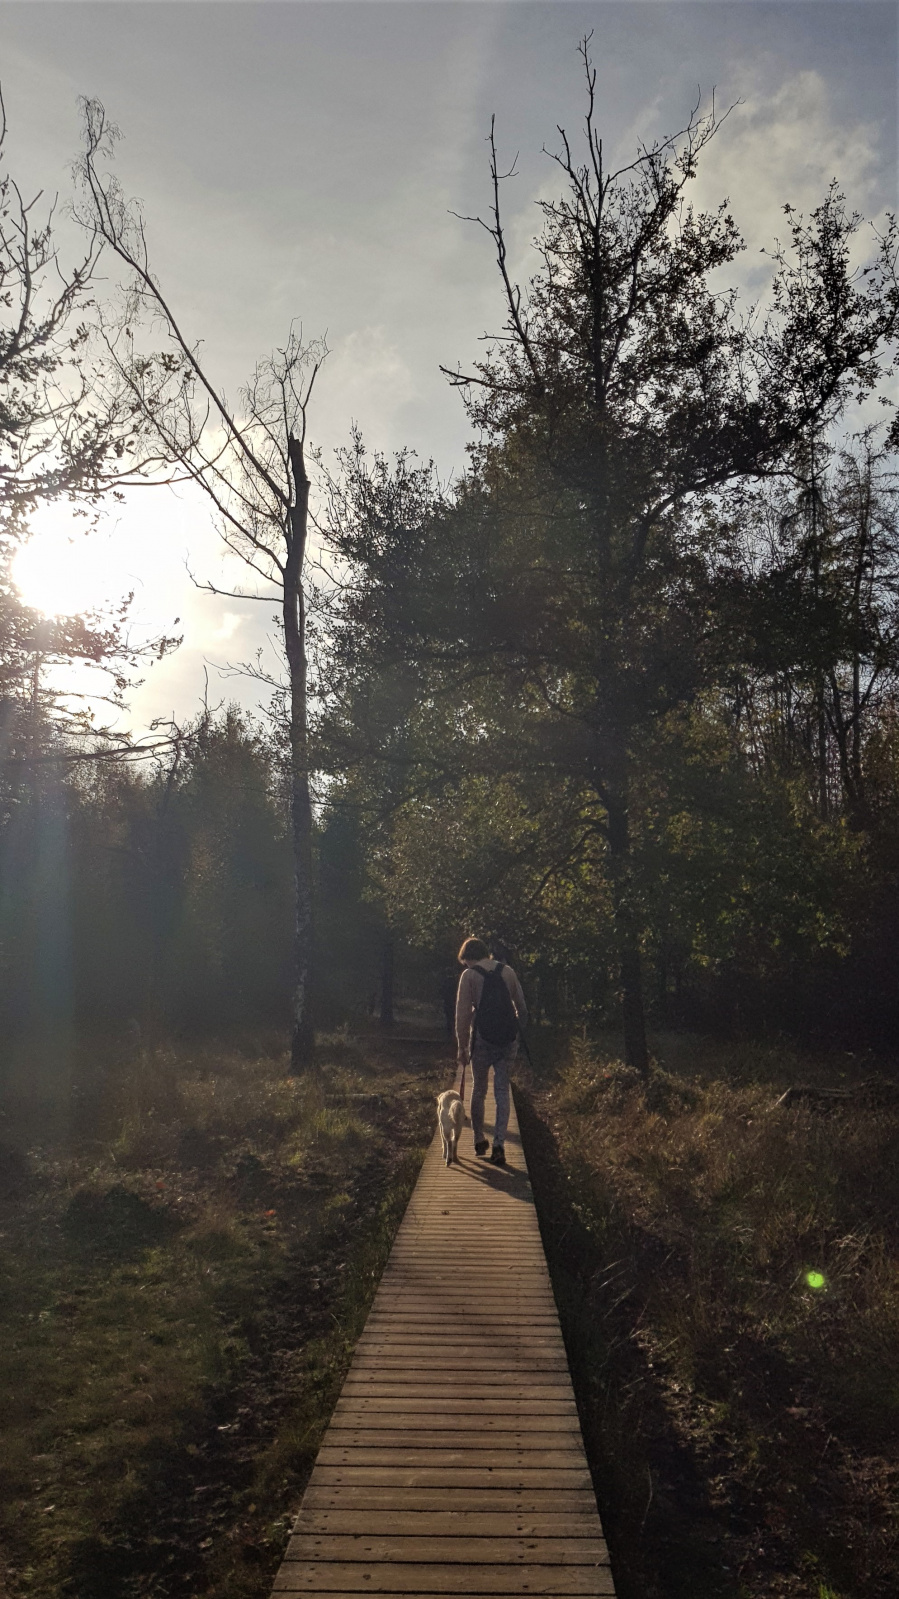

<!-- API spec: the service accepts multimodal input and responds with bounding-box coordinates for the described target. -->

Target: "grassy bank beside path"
[519,1033,899,1599]
[0,1031,440,1599]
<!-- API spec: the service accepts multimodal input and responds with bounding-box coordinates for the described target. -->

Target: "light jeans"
[470,1039,517,1147]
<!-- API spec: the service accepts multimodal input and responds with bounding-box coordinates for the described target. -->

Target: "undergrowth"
[520,1032,899,1599]
[0,1030,439,1597]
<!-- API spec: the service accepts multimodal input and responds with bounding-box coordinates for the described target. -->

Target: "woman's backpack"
[472,962,519,1047]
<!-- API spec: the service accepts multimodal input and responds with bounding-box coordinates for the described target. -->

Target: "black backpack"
[472,962,519,1047]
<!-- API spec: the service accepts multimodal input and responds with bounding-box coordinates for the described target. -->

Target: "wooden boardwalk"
[271,1084,617,1597]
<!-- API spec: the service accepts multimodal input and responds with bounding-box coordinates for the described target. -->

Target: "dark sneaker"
[490,1144,507,1166]
[474,1139,490,1157]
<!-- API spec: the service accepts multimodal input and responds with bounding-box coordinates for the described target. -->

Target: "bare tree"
[76,99,326,1069]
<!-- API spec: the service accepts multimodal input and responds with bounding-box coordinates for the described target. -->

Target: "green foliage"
[319,75,899,1052]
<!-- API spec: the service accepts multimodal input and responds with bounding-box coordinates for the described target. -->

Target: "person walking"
[455,936,528,1166]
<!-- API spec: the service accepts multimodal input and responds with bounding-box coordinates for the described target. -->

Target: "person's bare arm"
[506,966,528,1028]
[455,970,475,1060]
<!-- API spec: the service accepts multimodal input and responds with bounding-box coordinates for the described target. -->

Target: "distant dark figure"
[455,935,528,1167]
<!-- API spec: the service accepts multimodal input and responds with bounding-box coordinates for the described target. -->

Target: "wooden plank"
[333,1392,577,1407]
[358,1325,563,1336]
[369,1279,553,1291]
[332,1412,580,1426]
[356,1298,553,1311]
[347,1361,570,1374]
[373,1287,557,1299]
[309,1469,594,1489]
[386,1243,546,1251]
[332,1398,578,1415]
[317,1447,587,1467]
[300,1489,600,1513]
[368,1283,553,1293]
[387,1229,542,1236]
[369,1301,557,1312]
[354,1344,566,1358]
[327,1426,583,1439]
[293,1514,603,1537]
[338,1373,573,1387]
[374,1282,555,1295]
[272,1565,614,1594]
[329,1420,581,1437]
[354,1342,566,1355]
[389,1229,542,1236]
[346,1351,567,1361]
[359,1322,562,1333]
[342,1362,566,1375]
[340,1379,573,1392]
[377,1275,553,1285]
[357,1326,563,1340]
[383,1236,545,1244]
[357,1327,562,1341]
[359,1299,550,1313]
[275,1590,615,1598]
[371,1263,542,1271]
[356,1336,564,1345]
[348,1350,569,1363]
[285,1536,610,1564]
[371,1289,556,1300]
[337,1383,575,1399]
[345,1368,571,1381]
[274,1587,616,1598]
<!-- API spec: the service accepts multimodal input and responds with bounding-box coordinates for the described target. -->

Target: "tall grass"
[522,1033,899,1599]
[0,1031,438,1598]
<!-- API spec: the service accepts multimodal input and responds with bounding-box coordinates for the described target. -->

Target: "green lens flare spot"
[806,1270,826,1290]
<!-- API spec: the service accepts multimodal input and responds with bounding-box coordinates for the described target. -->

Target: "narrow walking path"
[270,1084,617,1596]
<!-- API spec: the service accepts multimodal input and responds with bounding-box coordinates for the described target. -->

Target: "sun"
[11,502,134,619]
[12,504,137,619]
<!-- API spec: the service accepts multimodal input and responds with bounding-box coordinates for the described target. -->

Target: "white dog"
[437,1089,465,1167]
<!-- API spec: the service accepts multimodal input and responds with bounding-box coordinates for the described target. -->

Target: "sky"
[3,0,897,734]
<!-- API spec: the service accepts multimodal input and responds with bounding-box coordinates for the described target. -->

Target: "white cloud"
[211,611,245,644]
[693,67,885,260]
[317,325,418,455]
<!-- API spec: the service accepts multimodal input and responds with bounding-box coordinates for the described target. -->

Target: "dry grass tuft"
[523,1032,899,1599]
[0,1031,439,1598]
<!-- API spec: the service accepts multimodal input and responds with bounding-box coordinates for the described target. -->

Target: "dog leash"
[458,1057,466,1105]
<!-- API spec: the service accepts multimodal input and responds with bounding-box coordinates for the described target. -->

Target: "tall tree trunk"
[605,787,650,1082]
[816,692,829,820]
[379,930,395,1027]
[143,743,183,1048]
[286,437,314,1071]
